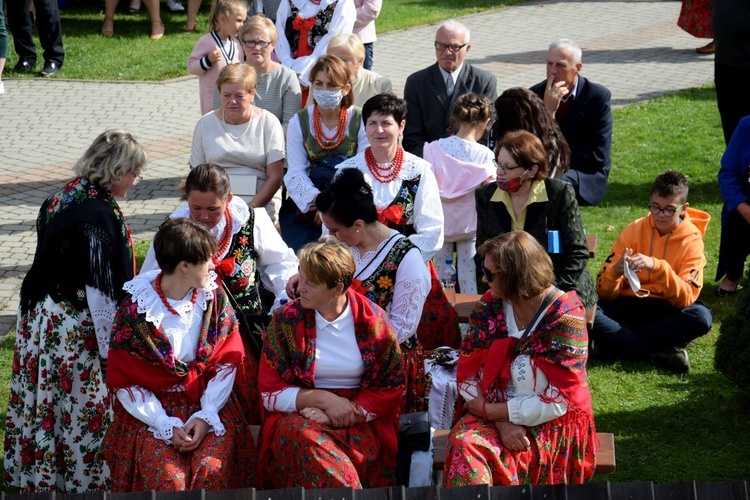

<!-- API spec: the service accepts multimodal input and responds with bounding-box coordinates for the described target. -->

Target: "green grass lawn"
[5,0,526,81]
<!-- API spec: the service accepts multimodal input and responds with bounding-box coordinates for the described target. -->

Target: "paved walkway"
[0,0,714,336]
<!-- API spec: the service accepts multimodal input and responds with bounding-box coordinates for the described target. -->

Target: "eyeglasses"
[482,263,501,282]
[434,41,468,53]
[130,172,143,185]
[648,203,684,217]
[242,39,271,48]
[493,159,527,174]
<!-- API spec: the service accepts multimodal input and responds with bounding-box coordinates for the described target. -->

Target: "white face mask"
[313,88,344,109]
[623,260,650,298]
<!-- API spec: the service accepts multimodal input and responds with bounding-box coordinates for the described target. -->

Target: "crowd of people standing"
[4,0,749,494]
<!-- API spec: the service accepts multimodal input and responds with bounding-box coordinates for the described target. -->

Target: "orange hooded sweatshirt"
[596,207,710,310]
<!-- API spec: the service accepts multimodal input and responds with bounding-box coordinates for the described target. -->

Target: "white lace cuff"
[186,406,225,436]
[149,416,185,444]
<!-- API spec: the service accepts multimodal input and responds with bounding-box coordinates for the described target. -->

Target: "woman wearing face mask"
[475,131,596,320]
[281,54,368,252]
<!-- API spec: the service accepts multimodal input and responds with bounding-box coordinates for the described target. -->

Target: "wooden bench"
[431,429,616,475]
[250,425,615,476]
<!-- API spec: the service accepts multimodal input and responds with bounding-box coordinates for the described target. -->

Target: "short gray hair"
[73,129,147,190]
[437,19,470,43]
[549,39,582,64]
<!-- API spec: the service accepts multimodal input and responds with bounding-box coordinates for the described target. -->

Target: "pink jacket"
[424,141,495,242]
[353,0,381,44]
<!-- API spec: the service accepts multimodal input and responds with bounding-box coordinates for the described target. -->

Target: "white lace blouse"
[116,271,236,443]
[336,151,444,261]
[284,106,369,213]
[351,231,430,344]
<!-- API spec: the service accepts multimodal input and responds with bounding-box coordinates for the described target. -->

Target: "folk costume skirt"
[442,411,596,486]
[103,391,256,492]
[4,296,110,493]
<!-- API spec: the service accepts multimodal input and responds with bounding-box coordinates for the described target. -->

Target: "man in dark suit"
[530,39,612,206]
[403,20,497,158]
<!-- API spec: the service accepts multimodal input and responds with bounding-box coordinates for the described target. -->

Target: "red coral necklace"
[214,209,233,259]
[155,272,198,316]
[313,105,348,150]
[365,146,403,183]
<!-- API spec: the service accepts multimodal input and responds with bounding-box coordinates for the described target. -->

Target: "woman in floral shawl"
[141,163,298,424]
[258,238,404,489]
[103,218,254,492]
[4,130,145,493]
[443,231,596,487]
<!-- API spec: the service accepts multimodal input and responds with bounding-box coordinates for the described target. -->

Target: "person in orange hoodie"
[590,170,713,373]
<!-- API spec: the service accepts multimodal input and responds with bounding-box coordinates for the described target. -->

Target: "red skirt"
[402,341,427,414]
[234,340,262,425]
[442,411,596,486]
[417,261,462,350]
[103,391,256,492]
[260,389,398,489]
[678,0,713,38]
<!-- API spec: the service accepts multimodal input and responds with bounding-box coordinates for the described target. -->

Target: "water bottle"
[441,258,457,305]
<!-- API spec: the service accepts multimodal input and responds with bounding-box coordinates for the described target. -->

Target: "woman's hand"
[495,421,531,452]
[286,273,300,298]
[465,395,486,418]
[171,426,191,451]
[300,406,331,425]
[466,396,510,423]
[179,418,210,453]
[318,393,363,428]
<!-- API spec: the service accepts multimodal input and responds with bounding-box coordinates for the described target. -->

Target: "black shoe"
[651,348,690,373]
[40,62,61,77]
[13,60,36,73]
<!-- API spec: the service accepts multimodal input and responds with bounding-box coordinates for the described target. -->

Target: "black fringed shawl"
[20,177,135,315]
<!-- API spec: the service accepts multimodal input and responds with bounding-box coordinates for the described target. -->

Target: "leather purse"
[399,411,431,452]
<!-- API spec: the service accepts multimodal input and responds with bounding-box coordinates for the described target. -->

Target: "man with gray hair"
[403,19,497,158]
[531,39,612,206]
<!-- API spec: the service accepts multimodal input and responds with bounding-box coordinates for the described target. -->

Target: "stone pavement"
[0,0,714,336]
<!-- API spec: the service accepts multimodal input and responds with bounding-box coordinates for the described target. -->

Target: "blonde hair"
[239,13,278,44]
[298,237,355,290]
[216,63,258,93]
[327,33,365,63]
[73,129,147,190]
[479,231,555,303]
[208,0,248,32]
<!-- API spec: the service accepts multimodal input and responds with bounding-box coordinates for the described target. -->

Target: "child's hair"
[208,0,248,32]
[650,170,689,203]
[449,92,493,132]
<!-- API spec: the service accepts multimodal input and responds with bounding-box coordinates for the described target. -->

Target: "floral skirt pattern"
[442,412,596,487]
[4,296,110,493]
[402,342,426,414]
[103,391,256,492]
[261,402,397,489]
[678,0,713,38]
[418,262,462,350]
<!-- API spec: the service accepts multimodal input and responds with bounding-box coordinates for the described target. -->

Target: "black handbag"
[399,411,431,452]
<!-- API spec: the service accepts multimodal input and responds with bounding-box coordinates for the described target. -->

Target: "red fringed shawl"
[258,288,405,471]
[456,290,593,414]
[107,285,244,402]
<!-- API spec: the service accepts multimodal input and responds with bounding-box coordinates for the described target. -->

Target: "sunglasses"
[482,263,501,282]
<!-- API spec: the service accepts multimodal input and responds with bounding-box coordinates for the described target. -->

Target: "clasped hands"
[172,418,209,453]
[466,396,531,452]
[299,393,364,428]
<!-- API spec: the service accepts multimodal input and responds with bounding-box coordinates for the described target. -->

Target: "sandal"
[183,21,197,33]
[101,16,114,37]
[696,40,715,54]
[150,21,165,40]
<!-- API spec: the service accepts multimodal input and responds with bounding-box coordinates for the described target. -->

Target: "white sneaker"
[166,0,185,11]
[0,82,5,94]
